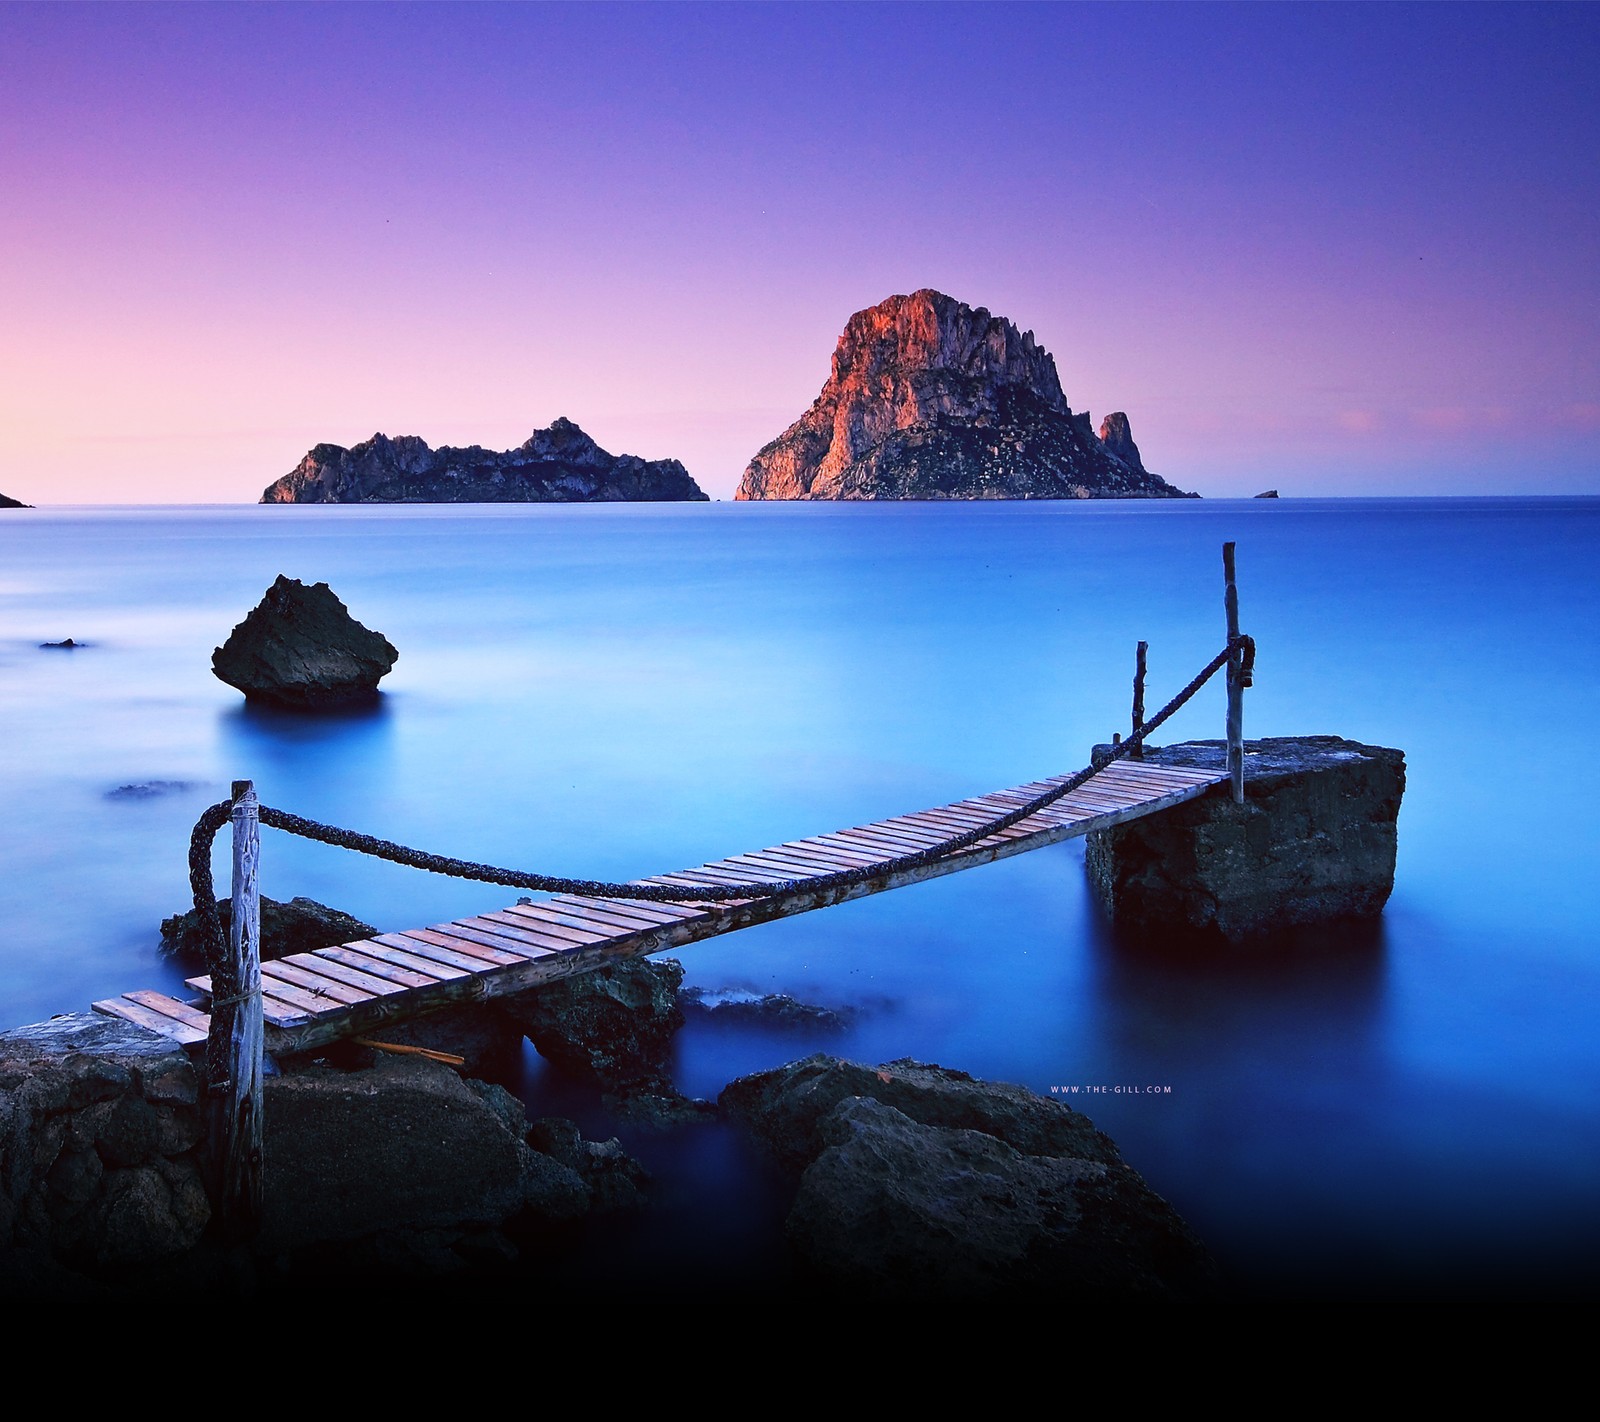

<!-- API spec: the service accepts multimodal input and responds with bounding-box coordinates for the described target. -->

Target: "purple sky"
[2,1,1596,502]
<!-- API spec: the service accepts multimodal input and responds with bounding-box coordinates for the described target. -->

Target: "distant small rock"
[40,638,86,649]
[1254,489,1279,498]
[107,781,204,801]
[680,986,854,1034]
[0,492,30,509]
[211,575,398,709]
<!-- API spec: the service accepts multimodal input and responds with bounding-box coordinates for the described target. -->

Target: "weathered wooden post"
[215,778,264,1237]
[1223,543,1244,803]
[1131,640,1148,759]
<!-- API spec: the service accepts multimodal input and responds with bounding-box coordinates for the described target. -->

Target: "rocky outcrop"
[0,492,29,509]
[0,1012,647,1293]
[0,1014,209,1285]
[1097,412,1145,474]
[735,290,1194,501]
[721,1055,1217,1298]
[211,575,398,708]
[1255,489,1280,498]
[159,895,376,965]
[262,418,707,504]
[1085,736,1406,944]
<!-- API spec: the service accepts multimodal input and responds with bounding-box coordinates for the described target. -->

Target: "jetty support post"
[1131,641,1148,760]
[215,778,264,1238]
[1223,543,1244,803]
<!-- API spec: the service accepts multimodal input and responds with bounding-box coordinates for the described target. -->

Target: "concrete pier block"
[1085,736,1406,945]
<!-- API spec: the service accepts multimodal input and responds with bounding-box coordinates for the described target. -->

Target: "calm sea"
[3,498,1597,1296]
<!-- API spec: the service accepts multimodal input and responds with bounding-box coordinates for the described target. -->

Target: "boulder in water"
[211,575,397,708]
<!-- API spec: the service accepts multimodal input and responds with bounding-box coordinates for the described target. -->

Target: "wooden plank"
[243,976,346,1019]
[186,974,312,1027]
[540,899,688,933]
[124,989,211,1030]
[475,910,612,953]
[396,927,528,967]
[263,960,373,1007]
[280,951,412,998]
[336,940,468,982]
[743,839,888,868]
[487,903,638,943]
[725,847,876,878]
[93,996,207,1046]
[551,894,705,925]
[480,907,613,948]
[818,824,946,853]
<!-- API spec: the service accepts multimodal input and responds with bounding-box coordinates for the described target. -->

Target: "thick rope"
[187,635,1244,952]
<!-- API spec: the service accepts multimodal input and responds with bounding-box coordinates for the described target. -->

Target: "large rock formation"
[735,290,1194,501]
[1097,412,1145,474]
[1085,736,1406,945]
[159,896,376,966]
[0,492,30,509]
[721,1055,1217,1298]
[211,575,398,708]
[262,418,706,504]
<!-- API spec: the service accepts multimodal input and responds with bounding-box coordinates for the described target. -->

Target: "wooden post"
[216,779,264,1238]
[1223,543,1244,804]
[1131,640,1148,760]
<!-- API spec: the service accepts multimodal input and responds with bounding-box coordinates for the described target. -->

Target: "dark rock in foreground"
[721,1055,1216,1298]
[735,289,1195,501]
[1086,736,1406,945]
[261,417,707,504]
[159,895,375,965]
[211,575,398,708]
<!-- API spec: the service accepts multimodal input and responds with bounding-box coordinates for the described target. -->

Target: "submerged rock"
[679,986,854,1034]
[159,895,375,965]
[211,575,398,709]
[721,1055,1216,1299]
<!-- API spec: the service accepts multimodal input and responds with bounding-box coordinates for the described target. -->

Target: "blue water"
[3,498,1598,1296]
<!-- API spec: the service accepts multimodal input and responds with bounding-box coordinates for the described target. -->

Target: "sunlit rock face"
[262,418,707,504]
[735,290,1193,501]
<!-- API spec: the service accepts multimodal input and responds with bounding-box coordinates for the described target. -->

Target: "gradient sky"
[2,1,1596,502]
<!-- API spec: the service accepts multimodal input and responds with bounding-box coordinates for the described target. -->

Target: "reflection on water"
[3,498,1599,1296]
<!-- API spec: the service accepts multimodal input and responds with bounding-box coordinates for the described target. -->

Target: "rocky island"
[261,418,706,504]
[1,492,31,508]
[735,289,1195,501]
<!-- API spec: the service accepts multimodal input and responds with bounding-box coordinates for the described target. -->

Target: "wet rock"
[721,1054,1122,1174]
[211,574,397,709]
[159,894,375,965]
[259,1056,551,1251]
[527,1118,650,1211]
[599,1086,719,1131]
[680,986,853,1034]
[787,1097,1216,1299]
[722,1055,1216,1299]
[1085,736,1406,944]
[498,956,685,1092]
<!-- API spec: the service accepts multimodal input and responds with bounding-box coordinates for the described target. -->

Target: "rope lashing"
[187,636,1249,980]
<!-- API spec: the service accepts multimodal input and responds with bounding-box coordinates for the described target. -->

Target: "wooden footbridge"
[89,543,1254,1236]
[94,756,1225,1056]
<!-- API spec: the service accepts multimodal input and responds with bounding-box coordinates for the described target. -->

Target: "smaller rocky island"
[1,492,31,508]
[212,575,398,709]
[262,418,707,504]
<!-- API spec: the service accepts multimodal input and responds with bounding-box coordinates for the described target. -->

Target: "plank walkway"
[93,759,1224,1057]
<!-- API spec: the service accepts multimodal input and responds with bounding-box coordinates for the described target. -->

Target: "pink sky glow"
[2,3,1596,503]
